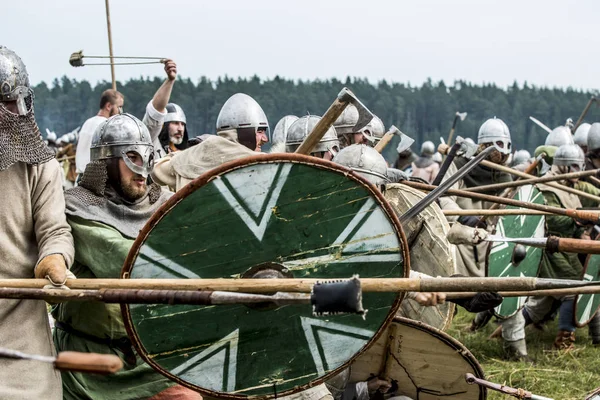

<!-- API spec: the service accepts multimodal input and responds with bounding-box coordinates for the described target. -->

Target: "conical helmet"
[332,144,388,185]
[573,123,591,148]
[272,115,298,145]
[285,115,339,154]
[333,104,359,135]
[545,126,574,147]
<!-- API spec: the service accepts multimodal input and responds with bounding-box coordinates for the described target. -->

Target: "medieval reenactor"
[0,46,75,399]
[410,141,440,183]
[523,144,600,350]
[151,93,269,191]
[523,144,587,349]
[157,103,189,154]
[52,113,201,399]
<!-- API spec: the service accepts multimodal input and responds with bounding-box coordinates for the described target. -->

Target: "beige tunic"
[152,135,255,191]
[439,163,494,277]
[0,159,74,399]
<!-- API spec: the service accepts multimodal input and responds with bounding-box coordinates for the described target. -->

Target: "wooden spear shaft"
[444,209,553,216]
[438,144,600,202]
[464,169,600,193]
[446,285,600,299]
[403,180,600,223]
[0,277,596,293]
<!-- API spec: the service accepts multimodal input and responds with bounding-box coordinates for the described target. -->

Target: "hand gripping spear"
[0,347,123,375]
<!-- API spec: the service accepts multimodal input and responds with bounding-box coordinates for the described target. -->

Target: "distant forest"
[34,75,600,155]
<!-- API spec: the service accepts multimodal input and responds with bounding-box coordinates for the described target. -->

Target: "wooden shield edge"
[391,317,488,400]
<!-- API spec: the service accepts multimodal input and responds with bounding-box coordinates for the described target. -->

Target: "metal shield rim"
[120,153,411,400]
[389,316,487,400]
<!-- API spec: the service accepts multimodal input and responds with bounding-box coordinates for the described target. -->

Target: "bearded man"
[52,113,201,399]
[0,46,74,399]
[157,103,189,154]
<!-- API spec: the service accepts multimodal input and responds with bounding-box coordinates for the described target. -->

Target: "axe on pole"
[295,88,373,155]
[446,111,467,145]
[374,125,405,153]
[573,96,598,133]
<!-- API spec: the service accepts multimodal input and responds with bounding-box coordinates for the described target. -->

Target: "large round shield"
[574,248,600,327]
[486,185,545,318]
[587,387,600,400]
[122,154,410,399]
[384,183,456,330]
[348,317,486,399]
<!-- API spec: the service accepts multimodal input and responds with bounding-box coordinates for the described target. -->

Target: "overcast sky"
[5,0,599,90]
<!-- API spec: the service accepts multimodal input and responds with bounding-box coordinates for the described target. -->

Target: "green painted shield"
[575,250,600,327]
[122,155,409,399]
[486,185,545,318]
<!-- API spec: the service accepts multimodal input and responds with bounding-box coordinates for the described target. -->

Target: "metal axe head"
[337,87,374,133]
[456,111,468,121]
[395,130,415,154]
[456,136,479,159]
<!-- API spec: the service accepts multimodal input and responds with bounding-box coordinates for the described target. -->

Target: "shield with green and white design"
[575,250,600,327]
[486,185,545,318]
[122,154,409,399]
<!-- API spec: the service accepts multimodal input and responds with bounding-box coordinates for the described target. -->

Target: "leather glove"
[458,215,487,229]
[451,292,503,313]
[35,254,68,286]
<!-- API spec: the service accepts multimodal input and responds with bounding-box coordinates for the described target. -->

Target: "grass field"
[446,309,600,399]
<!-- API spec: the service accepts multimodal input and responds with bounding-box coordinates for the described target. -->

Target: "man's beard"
[120,174,147,201]
[170,136,183,145]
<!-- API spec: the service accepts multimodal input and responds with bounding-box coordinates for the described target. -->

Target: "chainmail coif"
[66,160,163,207]
[0,95,54,171]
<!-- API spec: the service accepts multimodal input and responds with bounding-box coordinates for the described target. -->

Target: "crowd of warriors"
[3,43,600,399]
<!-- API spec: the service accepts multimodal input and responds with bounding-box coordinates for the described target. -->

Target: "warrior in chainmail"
[0,46,74,400]
[52,113,201,400]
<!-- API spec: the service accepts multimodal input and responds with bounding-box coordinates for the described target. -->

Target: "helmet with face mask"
[216,93,269,150]
[91,113,154,178]
[332,144,388,185]
[545,126,574,147]
[359,115,385,145]
[285,115,339,156]
[477,117,512,155]
[0,46,54,171]
[553,144,585,172]
[272,115,299,146]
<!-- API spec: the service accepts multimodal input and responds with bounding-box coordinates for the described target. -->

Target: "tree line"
[34,75,599,156]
